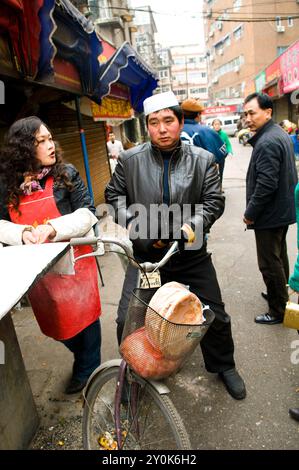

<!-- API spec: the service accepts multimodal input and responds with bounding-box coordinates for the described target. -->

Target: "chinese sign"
[91,96,133,121]
[202,105,237,116]
[280,40,299,94]
[266,57,281,84]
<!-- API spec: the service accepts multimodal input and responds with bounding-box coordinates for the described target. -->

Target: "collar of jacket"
[184,118,197,124]
[150,141,182,163]
[248,119,274,147]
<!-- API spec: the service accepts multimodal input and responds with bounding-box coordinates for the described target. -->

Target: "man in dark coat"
[243,92,298,324]
[106,91,246,400]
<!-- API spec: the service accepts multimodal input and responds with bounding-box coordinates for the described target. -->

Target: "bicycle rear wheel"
[82,366,191,450]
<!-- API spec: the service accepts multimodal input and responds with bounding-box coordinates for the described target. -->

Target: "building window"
[174,89,187,96]
[173,57,186,66]
[89,0,110,19]
[233,25,244,40]
[190,87,207,94]
[276,16,282,27]
[223,35,231,48]
[288,17,294,27]
[277,46,288,56]
[159,70,169,79]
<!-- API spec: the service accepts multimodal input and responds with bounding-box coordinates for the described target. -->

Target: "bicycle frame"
[70,236,194,450]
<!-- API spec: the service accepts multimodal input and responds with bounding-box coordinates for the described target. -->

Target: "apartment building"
[203,0,299,105]
[170,44,209,105]
[75,0,136,46]
[155,45,173,93]
[132,5,159,70]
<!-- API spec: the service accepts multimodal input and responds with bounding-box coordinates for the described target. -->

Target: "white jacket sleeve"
[48,208,98,241]
[0,220,30,245]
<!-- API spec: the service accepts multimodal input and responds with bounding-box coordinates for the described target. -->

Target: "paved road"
[13,138,299,450]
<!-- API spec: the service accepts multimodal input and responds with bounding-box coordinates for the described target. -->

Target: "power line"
[208,0,298,14]
[83,5,299,22]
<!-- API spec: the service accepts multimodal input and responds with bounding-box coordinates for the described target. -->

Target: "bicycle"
[69,235,215,450]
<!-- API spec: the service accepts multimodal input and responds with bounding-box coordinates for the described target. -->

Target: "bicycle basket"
[120,288,215,380]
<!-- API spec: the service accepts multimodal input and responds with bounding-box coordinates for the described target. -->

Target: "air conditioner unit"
[277,25,285,33]
[212,77,218,84]
[234,65,240,73]
[219,48,224,55]
[206,8,212,18]
[217,21,223,30]
[209,30,214,37]
[210,54,214,61]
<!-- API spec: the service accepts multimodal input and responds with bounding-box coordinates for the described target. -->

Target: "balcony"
[94,16,124,28]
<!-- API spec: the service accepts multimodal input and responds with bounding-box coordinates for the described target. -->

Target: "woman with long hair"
[0,116,102,394]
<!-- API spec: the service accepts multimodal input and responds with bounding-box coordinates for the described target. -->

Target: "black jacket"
[245,120,297,229]
[105,141,224,257]
[0,164,95,220]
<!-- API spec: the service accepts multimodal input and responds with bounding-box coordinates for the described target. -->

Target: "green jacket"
[217,129,233,154]
[289,182,299,291]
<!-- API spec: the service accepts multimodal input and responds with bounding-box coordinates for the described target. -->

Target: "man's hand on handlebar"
[128,222,196,254]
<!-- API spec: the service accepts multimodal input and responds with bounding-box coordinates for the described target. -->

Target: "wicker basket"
[120,288,214,379]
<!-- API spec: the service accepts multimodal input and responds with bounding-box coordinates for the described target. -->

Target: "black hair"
[244,92,273,111]
[212,118,222,126]
[146,106,183,125]
[181,109,200,120]
[0,116,72,210]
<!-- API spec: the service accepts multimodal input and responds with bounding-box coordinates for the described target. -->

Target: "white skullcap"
[143,91,179,116]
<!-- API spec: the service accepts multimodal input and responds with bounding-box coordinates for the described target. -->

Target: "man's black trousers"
[254,226,289,319]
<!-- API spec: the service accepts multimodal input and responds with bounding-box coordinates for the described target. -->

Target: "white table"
[0,243,69,320]
[0,242,69,449]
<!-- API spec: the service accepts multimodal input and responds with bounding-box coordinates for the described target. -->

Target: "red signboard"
[53,57,81,93]
[202,105,237,116]
[280,40,299,94]
[265,56,281,84]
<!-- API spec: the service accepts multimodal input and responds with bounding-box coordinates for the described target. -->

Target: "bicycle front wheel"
[82,366,191,450]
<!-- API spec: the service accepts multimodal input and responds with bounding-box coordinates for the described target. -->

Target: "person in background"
[106,91,246,400]
[180,98,227,166]
[212,118,233,192]
[243,92,298,325]
[0,116,102,394]
[106,132,124,174]
[290,129,299,160]
[288,181,299,423]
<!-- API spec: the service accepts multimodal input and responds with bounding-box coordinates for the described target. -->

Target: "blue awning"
[91,42,158,113]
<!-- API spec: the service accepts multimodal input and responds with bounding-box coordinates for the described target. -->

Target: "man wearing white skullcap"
[105,91,246,400]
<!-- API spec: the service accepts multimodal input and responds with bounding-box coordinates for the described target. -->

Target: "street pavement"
[12,138,299,450]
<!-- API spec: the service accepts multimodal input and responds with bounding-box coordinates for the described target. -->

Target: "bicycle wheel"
[82,366,191,450]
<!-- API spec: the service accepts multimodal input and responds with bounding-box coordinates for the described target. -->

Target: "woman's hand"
[22,224,56,244]
[35,224,56,243]
[22,227,39,245]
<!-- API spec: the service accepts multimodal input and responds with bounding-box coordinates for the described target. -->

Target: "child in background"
[212,119,233,192]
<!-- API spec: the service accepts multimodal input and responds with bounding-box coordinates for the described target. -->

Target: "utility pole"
[185,54,189,99]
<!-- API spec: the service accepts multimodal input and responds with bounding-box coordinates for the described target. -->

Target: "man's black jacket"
[105,141,224,257]
[245,119,298,229]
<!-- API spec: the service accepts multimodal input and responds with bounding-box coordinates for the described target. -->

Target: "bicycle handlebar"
[69,236,179,272]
